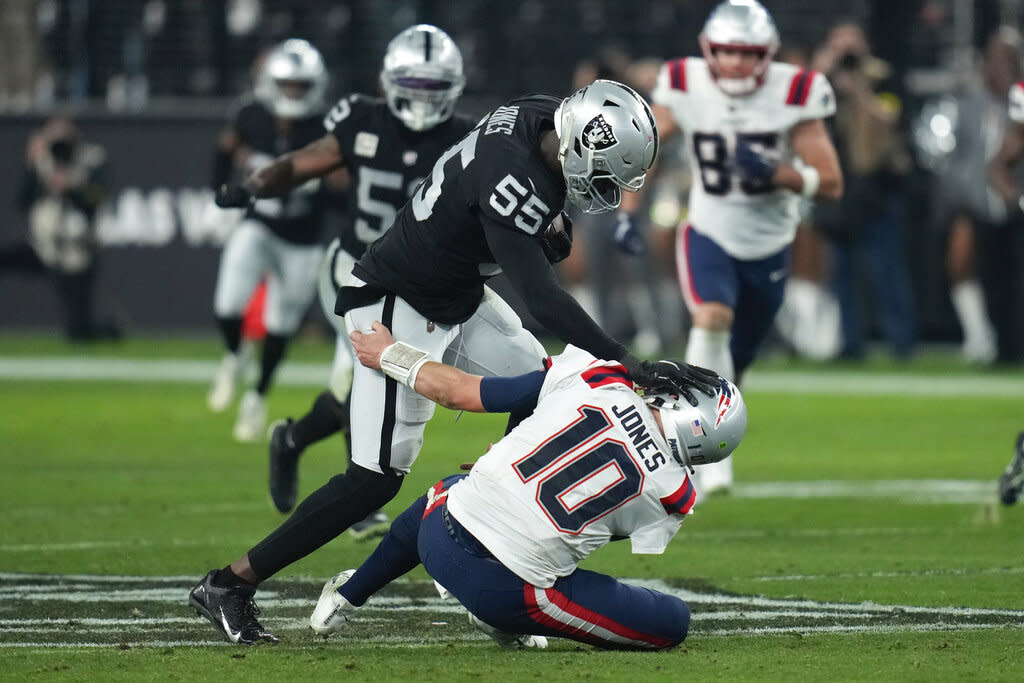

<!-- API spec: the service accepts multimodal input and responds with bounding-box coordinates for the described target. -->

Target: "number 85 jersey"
[652,57,836,259]
[447,346,696,588]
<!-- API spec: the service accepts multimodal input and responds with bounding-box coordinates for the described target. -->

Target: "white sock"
[684,327,734,382]
[951,280,995,348]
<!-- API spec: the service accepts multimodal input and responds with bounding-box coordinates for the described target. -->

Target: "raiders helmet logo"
[581,115,617,150]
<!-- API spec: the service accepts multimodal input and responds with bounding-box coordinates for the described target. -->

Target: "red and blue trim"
[668,58,687,92]
[786,69,815,106]
[660,476,696,516]
[580,364,631,390]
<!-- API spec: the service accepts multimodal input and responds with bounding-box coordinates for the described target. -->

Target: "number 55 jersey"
[652,58,835,259]
[446,346,697,588]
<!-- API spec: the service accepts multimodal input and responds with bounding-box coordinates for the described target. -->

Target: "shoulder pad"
[787,70,836,119]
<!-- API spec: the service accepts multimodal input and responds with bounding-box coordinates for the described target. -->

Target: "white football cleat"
[468,612,548,650]
[207,353,244,412]
[233,390,267,442]
[310,570,358,636]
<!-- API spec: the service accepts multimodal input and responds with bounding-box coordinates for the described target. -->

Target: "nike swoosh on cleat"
[218,608,244,643]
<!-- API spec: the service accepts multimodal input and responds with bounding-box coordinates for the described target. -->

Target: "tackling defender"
[307,320,745,650]
[189,78,719,645]
[623,0,842,496]
[207,39,332,442]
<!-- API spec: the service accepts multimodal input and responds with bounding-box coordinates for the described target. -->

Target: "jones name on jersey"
[352,95,567,324]
[652,58,835,259]
[233,100,327,245]
[323,94,475,258]
[447,346,698,588]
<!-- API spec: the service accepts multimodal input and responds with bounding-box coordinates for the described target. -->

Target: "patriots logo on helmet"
[582,115,617,150]
[715,378,734,427]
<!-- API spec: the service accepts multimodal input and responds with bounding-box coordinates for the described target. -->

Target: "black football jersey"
[233,101,326,245]
[324,95,475,259]
[353,94,567,324]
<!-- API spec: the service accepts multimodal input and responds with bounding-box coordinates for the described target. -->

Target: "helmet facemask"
[256,39,328,119]
[699,0,780,96]
[555,79,658,214]
[381,25,466,132]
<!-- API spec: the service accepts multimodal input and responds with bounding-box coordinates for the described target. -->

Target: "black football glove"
[622,354,720,407]
[215,183,254,209]
[612,211,646,255]
[540,211,574,264]
[734,137,778,185]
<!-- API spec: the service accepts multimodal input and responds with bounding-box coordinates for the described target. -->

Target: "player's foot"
[207,353,244,412]
[348,510,390,541]
[188,570,278,645]
[268,418,301,513]
[467,612,548,650]
[962,335,997,365]
[234,390,266,442]
[998,431,1024,505]
[309,569,358,636]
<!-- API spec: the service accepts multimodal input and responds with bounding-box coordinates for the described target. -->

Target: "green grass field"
[1,335,1022,681]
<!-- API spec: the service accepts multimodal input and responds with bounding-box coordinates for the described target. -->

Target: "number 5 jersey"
[446,346,698,588]
[652,58,836,260]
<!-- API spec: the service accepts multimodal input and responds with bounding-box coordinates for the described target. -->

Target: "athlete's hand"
[622,355,720,407]
[612,211,645,255]
[215,183,254,209]
[540,211,573,263]
[349,320,395,371]
[734,137,778,184]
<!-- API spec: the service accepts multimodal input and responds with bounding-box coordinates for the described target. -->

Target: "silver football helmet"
[647,375,747,470]
[699,0,780,96]
[554,79,659,214]
[255,39,328,119]
[380,24,466,132]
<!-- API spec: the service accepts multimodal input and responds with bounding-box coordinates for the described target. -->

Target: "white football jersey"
[1008,82,1024,123]
[652,58,836,259]
[446,346,696,588]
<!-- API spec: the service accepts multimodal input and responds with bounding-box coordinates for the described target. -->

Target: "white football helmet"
[256,39,328,119]
[554,79,659,214]
[380,24,466,132]
[647,375,747,470]
[699,0,780,96]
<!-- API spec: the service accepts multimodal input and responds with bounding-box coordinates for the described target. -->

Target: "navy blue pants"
[339,476,690,650]
[677,224,790,376]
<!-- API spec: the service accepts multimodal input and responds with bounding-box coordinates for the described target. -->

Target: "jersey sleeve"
[786,70,836,120]
[650,58,690,124]
[475,141,561,236]
[232,102,263,146]
[628,515,683,554]
[1009,82,1024,123]
[323,95,369,155]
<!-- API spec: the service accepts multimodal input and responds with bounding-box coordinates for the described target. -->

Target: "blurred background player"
[988,68,1024,506]
[0,114,119,342]
[309,321,745,650]
[626,0,842,497]
[207,39,331,442]
[252,25,474,541]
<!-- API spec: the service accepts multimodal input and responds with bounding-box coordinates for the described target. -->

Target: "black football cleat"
[268,418,301,513]
[189,570,278,645]
[348,509,391,541]
[998,431,1024,506]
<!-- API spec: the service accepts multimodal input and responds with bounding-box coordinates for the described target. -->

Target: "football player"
[207,39,331,442]
[188,78,719,645]
[987,78,1024,505]
[622,0,842,497]
[307,320,745,650]
[216,26,475,537]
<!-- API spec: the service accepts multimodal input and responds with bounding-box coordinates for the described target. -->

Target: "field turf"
[1,335,1022,681]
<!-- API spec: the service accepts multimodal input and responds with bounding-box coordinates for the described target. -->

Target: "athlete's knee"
[660,600,691,648]
[691,302,733,331]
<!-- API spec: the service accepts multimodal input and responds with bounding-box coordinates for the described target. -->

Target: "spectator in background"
[938,27,1021,365]
[0,0,41,110]
[0,114,119,341]
[813,21,916,361]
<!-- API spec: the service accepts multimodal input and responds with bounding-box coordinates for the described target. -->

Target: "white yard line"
[1,357,1022,396]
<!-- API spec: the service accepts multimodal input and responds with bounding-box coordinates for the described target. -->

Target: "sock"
[216,316,244,355]
[256,333,289,395]
[951,280,995,346]
[214,566,253,587]
[685,327,735,383]
[292,390,348,450]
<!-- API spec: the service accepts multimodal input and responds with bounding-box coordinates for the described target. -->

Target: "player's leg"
[235,236,323,442]
[443,285,547,434]
[269,240,355,512]
[729,245,791,383]
[210,221,267,412]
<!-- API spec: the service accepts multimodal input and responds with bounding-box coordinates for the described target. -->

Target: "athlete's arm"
[483,218,630,363]
[242,133,346,198]
[780,119,843,200]
[350,321,545,413]
[989,121,1024,206]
